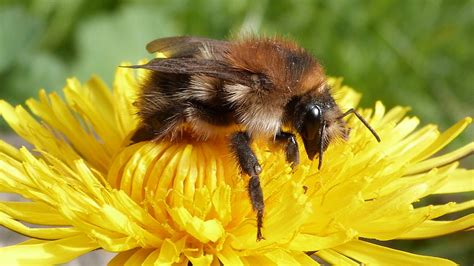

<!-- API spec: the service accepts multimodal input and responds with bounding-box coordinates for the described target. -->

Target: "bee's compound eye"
[298,104,323,161]
[302,105,322,140]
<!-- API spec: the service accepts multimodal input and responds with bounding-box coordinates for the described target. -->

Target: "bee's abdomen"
[132,71,237,142]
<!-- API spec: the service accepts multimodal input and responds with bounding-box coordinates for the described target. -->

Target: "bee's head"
[288,89,346,169]
[286,85,380,169]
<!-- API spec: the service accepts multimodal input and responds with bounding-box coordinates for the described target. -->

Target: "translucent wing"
[146,36,229,58]
[128,58,253,87]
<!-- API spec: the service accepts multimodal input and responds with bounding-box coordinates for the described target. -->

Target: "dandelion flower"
[0,65,473,265]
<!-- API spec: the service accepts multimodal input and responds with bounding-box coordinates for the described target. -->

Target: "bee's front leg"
[230,131,265,241]
[275,130,300,167]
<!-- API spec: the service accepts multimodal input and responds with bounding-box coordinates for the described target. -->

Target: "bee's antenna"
[119,64,144,69]
[318,121,326,170]
[338,108,381,142]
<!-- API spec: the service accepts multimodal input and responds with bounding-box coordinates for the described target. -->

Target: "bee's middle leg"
[230,131,264,241]
[275,130,300,167]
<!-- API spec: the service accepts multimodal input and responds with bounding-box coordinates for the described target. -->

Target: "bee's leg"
[230,131,265,241]
[275,130,300,167]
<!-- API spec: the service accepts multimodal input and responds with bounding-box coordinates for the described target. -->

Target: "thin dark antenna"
[119,64,145,69]
[318,121,326,170]
[338,108,381,142]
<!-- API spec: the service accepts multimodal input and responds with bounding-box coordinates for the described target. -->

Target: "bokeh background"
[1,0,473,264]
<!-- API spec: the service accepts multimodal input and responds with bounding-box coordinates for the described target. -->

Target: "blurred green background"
[0,0,473,264]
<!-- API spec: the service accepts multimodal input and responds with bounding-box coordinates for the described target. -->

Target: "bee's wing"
[146,36,229,58]
[128,58,252,87]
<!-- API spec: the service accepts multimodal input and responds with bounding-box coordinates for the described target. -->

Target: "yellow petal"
[0,155,29,194]
[124,248,154,266]
[380,106,411,125]
[407,142,474,175]
[349,185,438,240]
[262,249,311,265]
[0,211,77,240]
[0,100,81,168]
[0,234,100,265]
[217,244,244,266]
[168,206,225,243]
[212,184,232,226]
[397,213,474,239]
[333,240,456,265]
[411,117,472,163]
[0,201,69,225]
[240,254,275,265]
[231,182,312,249]
[288,230,356,251]
[112,66,139,138]
[63,76,122,153]
[0,139,21,160]
[433,169,474,194]
[107,142,143,188]
[315,249,360,266]
[108,249,138,266]
[150,237,186,265]
[413,200,474,222]
[26,89,113,171]
[140,249,162,265]
[377,162,459,198]
[185,253,214,266]
[291,251,320,265]
[99,204,162,248]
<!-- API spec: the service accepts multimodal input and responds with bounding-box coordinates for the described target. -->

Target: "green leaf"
[3,53,68,104]
[72,3,182,84]
[0,6,43,73]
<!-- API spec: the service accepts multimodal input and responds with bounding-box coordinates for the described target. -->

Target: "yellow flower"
[0,65,473,265]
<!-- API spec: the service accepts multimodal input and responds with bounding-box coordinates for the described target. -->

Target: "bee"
[128,36,380,241]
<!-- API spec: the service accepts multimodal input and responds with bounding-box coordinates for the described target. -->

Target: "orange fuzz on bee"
[126,36,380,240]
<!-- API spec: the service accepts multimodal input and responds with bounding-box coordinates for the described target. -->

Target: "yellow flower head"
[0,65,473,265]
